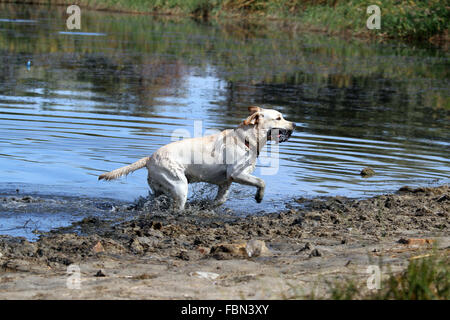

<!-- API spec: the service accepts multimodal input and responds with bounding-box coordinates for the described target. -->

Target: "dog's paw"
[255,192,263,203]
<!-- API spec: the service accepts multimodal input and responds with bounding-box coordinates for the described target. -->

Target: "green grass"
[4,0,449,41]
[299,0,448,40]
[323,253,450,300]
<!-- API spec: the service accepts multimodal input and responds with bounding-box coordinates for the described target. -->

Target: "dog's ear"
[243,112,260,126]
[248,106,261,115]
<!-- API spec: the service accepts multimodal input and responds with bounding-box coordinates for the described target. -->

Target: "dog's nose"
[291,122,297,130]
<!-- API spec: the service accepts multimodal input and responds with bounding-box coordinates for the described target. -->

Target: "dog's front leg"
[230,172,265,203]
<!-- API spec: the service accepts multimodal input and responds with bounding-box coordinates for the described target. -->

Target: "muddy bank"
[0,185,448,299]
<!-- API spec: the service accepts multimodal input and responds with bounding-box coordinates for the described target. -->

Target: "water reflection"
[0,3,448,215]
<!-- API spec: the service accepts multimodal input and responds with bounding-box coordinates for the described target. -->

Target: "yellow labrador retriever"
[99,106,295,210]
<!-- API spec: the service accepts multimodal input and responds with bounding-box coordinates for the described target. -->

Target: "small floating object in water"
[360,167,375,177]
[58,31,106,36]
[26,60,31,70]
[0,19,38,23]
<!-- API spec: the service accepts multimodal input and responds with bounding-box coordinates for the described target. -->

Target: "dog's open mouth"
[267,128,293,143]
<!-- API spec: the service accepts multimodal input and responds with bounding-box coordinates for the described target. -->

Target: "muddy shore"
[0,185,448,299]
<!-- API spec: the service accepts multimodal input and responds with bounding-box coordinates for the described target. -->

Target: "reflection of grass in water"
[0,3,448,137]
[1,4,446,84]
[4,0,448,40]
[1,4,446,82]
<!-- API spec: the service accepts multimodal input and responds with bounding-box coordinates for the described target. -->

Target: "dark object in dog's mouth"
[267,128,293,142]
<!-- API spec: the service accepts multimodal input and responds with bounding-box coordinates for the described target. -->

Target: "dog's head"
[243,106,296,143]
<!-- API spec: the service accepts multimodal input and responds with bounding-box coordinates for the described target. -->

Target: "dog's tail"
[98,156,150,181]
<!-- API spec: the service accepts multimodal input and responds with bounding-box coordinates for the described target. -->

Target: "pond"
[0,4,448,239]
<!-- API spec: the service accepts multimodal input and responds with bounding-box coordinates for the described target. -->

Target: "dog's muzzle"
[267,128,294,143]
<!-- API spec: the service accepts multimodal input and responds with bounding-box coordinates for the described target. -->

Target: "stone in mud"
[210,240,271,259]
[398,186,445,195]
[197,247,210,255]
[146,229,163,238]
[436,194,450,202]
[190,271,219,280]
[309,248,322,257]
[21,196,32,203]
[152,222,163,230]
[415,207,432,216]
[398,238,435,245]
[360,167,375,177]
[129,236,159,254]
[177,250,191,261]
[137,236,159,248]
[92,241,105,254]
[130,238,144,254]
[210,243,247,259]
[398,186,414,193]
[79,217,101,225]
[131,273,158,280]
[308,214,322,221]
[290,217,303,226]
[245,240,270,258]
[95,270,106,277]
[297,242,313,253]
[384,197,394,208]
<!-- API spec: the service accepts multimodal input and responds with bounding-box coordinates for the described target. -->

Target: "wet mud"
[0,185,448,299]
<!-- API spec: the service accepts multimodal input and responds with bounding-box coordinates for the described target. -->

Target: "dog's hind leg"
[213,182,231,207]
[147,163,188,210]
[147,176,165,197]
[169,177,188,210]
[153,174,188,210]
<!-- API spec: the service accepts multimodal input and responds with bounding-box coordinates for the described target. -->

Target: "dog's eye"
[276,117,281,120]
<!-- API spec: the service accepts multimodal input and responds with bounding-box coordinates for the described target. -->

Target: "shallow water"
[0,4,449,239]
